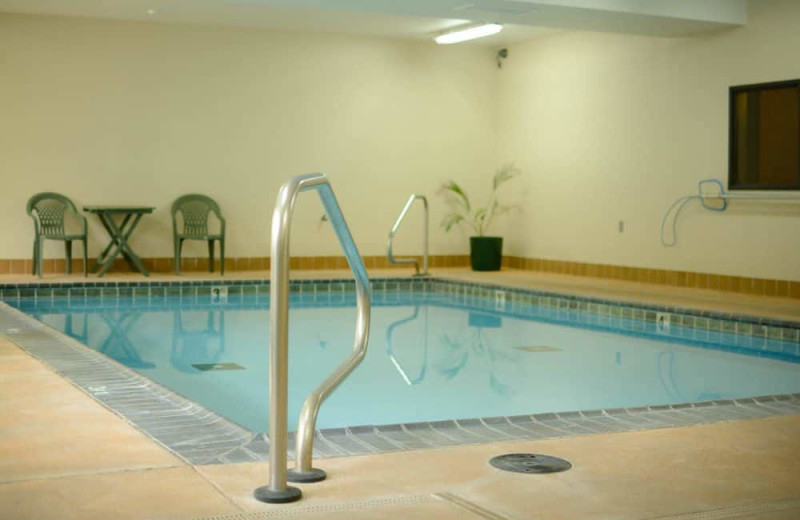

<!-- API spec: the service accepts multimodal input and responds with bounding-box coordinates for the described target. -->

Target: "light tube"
[435,23,503,45]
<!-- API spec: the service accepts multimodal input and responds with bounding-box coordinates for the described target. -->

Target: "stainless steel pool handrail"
[254,173,371,504]
[387,194,429,276]
[385,305,428,386]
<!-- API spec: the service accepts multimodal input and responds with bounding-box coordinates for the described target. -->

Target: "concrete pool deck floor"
[1,268,799,519]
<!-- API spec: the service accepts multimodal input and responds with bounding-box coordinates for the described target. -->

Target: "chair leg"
[219,239,225,276]
[82,239,88,277]
[65,240,73,275]
[37,238,44,278]
[32,239,38,276]
[174,238,182,275]
[208,240,215,273]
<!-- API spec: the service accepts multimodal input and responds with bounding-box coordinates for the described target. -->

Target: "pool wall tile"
[318,429,375,455]
[375,424,435,450]
[344,426,403,452]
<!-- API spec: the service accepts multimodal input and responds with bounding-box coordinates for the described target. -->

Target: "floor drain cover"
[489,453,572,474]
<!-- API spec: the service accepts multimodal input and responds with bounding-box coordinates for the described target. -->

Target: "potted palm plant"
[439,164,520,271]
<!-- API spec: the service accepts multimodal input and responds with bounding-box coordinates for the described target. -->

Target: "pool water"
[13,291,800,432]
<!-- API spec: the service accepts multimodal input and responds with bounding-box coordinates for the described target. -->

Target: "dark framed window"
[729,79,800,190]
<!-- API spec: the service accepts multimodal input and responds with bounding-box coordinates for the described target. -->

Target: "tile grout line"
[424,421,472,445]
[435,492,515,520]
[399,423,437,448]
[477,418,521,440]
[364,426,408,451]
[342,428,382,454]
[188,464,247,514]
[0,465,185,487]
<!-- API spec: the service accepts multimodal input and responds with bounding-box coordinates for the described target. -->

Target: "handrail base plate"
[254,485,302,503]
[288,468,327,483]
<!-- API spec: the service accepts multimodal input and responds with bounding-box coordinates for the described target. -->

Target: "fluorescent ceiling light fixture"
[435,23,503,45]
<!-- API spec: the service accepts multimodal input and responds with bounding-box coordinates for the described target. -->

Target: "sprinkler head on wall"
[497,48,508,68]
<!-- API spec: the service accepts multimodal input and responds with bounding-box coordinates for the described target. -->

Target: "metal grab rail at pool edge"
[254,173,372,504]
[387,194,430,276]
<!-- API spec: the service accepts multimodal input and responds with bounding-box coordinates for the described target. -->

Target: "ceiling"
[0,0,747,46]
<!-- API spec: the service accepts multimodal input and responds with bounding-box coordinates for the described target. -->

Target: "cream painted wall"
[498,0,800,281]
[4,1,800,281]
[0,14,499,260]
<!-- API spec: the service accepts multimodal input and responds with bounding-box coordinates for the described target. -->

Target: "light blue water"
[14,292,800,432]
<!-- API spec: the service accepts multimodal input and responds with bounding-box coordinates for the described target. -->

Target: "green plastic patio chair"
[171,194,226,275]
[26,192,88,278]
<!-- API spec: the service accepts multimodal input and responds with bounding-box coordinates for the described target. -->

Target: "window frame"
[728,78,800,191]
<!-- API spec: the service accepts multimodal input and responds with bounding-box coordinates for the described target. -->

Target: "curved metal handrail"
[254,173,371,504]
[385,305,428,385]
[387,194,429,276]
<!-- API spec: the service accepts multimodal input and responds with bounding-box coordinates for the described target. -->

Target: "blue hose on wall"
[660,179,728,247]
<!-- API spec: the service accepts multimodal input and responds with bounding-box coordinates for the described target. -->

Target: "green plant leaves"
[492,164,519,190]
[438,164,520,237]
[440,180,472,211]
[441,213,464,232]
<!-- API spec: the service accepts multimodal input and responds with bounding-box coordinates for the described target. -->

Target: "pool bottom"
[4,300,799,466]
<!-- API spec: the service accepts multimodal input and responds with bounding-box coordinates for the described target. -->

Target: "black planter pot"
[470,236,503,271]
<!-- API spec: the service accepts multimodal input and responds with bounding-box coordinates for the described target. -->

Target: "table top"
[83,206,156,214]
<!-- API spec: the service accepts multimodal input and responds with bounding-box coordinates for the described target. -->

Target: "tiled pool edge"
[3,299,800,466]
[226,394,800,465]
[0,301,255,464]
[2,276,798,336]
[6,277,799,363]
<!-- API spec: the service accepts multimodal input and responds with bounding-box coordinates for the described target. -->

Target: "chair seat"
[177,234,223,240]
[40,233,86,240]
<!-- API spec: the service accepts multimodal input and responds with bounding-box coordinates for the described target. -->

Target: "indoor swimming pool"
[6,278,800,434]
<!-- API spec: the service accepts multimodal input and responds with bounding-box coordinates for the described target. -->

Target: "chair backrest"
[26,192,82,238]
[171,194,224,238]
[171,309,225,373]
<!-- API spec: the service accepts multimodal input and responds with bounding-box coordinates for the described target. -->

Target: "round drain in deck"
[489,453,572,474]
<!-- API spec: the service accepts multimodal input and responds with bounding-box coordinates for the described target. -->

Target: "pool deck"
[1,268,799,519]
